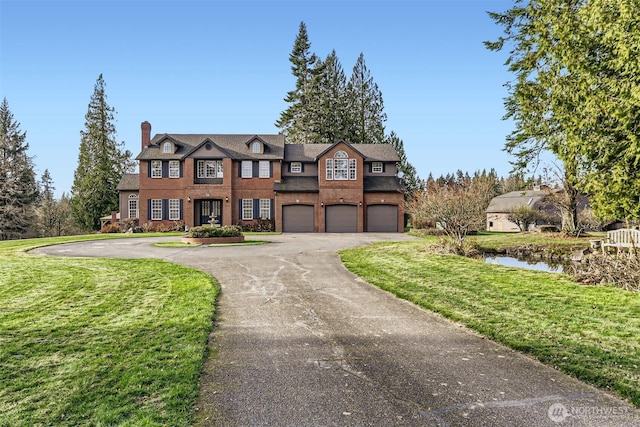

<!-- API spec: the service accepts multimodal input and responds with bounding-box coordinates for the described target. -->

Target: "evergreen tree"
[345,53,386,144]
[310,50,351,144]
[36,169,57,237]
[486,0,640,221]
[385,131,422,198]
[0,98,38,240]
[71,74,133,231]
[275,22,321,144]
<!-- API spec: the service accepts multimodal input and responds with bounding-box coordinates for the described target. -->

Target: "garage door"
[282,205,314,232]
[366,205,398,232]
[325,205,357,233]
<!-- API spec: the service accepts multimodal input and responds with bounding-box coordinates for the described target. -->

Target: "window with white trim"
[259,161,270,178]
[259,199,271,219]
[163,142,172,153]
[242,199,253,220]
[168,199,180,220]
[151,160,162,178]
[326,151,356,180]
[372,162,383,173]
[197,160,223,178]
[241,161,253,178]
[151,199,162,220]
[169,160,180,178]
[128,194,139,218]
[252,142,261,153]
[290,162,302,173]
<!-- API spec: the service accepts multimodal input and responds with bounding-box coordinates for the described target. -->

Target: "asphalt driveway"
[34,234,640,426]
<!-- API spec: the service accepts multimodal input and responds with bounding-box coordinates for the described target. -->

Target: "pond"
[483,255,568,274]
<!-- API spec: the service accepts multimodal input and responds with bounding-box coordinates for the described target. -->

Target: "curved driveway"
[35,235,639,426]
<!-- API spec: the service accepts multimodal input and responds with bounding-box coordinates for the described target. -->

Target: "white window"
[168,199,180,220]
[169,160,180,178]
[259,161,270,178]
[163,142,172,153]
[259,199,271,219]
[372,162,383,173]
[151,160,162,178]
[151,199,162,220]
[242,161,253,178]
[128,194,139,219]
[326,152,356,180]
[252,142,261,153]
[242,199,253,220]
[197,160,223,178]
[290,162,302,173]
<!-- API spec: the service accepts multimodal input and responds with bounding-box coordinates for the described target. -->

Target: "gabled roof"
[116,173,139,191]
[314,140,366,160]
[284,142,400,162]
[485,190,551,213]
[136,133,285,161]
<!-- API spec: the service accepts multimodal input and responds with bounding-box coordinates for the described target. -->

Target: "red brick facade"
[117,122,405,232]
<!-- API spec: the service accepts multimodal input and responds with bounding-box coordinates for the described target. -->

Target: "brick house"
[116,121,405,232]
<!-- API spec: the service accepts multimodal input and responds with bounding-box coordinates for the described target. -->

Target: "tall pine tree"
[346,53,387,144]
[310,50,351,144]
[0,98,38,240]
[275,22,322,144]
[71,74,133,231]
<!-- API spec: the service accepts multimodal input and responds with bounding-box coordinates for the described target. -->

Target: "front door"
[200,200,222,226]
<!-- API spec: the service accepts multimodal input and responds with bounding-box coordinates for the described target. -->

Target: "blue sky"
[1,0,521,197]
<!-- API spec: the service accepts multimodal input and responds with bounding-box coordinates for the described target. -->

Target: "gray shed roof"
[116,173,139,191]
[274,177,319,193]
[485,190,550,213]
[363,176,405,193]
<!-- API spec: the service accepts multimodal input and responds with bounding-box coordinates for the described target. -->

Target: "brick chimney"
[141,121,151,149]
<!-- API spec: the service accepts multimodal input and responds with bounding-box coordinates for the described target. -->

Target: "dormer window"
[163,142,172,153]
[372,162,383,173]
[252,141,261,154]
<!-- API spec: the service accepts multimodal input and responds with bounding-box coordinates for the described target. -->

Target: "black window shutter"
[253,199,259,219]
[368,163,372,173]
[147,199,151,220]
[287,163,291,172]
[162,161,168,178]
[252,161,259,177]
[269,162,273,178]
[383,163,386,172]
[270,199,275,220]
[180,161,184,178]
[179,199,183,220]
[239,199,243,219]
[301,163,304,173]
[162,199,168,220]
[147,161,152,177]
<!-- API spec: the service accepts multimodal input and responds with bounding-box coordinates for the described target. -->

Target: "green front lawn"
[0,235,219,426]
[340,239,640,407]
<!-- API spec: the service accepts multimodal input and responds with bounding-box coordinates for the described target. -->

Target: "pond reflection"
[484,256,566,273]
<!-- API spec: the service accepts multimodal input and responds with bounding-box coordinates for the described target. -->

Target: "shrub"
[100,223,120,234]
[187,225,243,238]
[237,219,275,232]
[574,253,640,291]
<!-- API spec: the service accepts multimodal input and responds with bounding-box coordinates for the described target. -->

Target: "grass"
[0,235,219,426]
[340,239,640,407]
